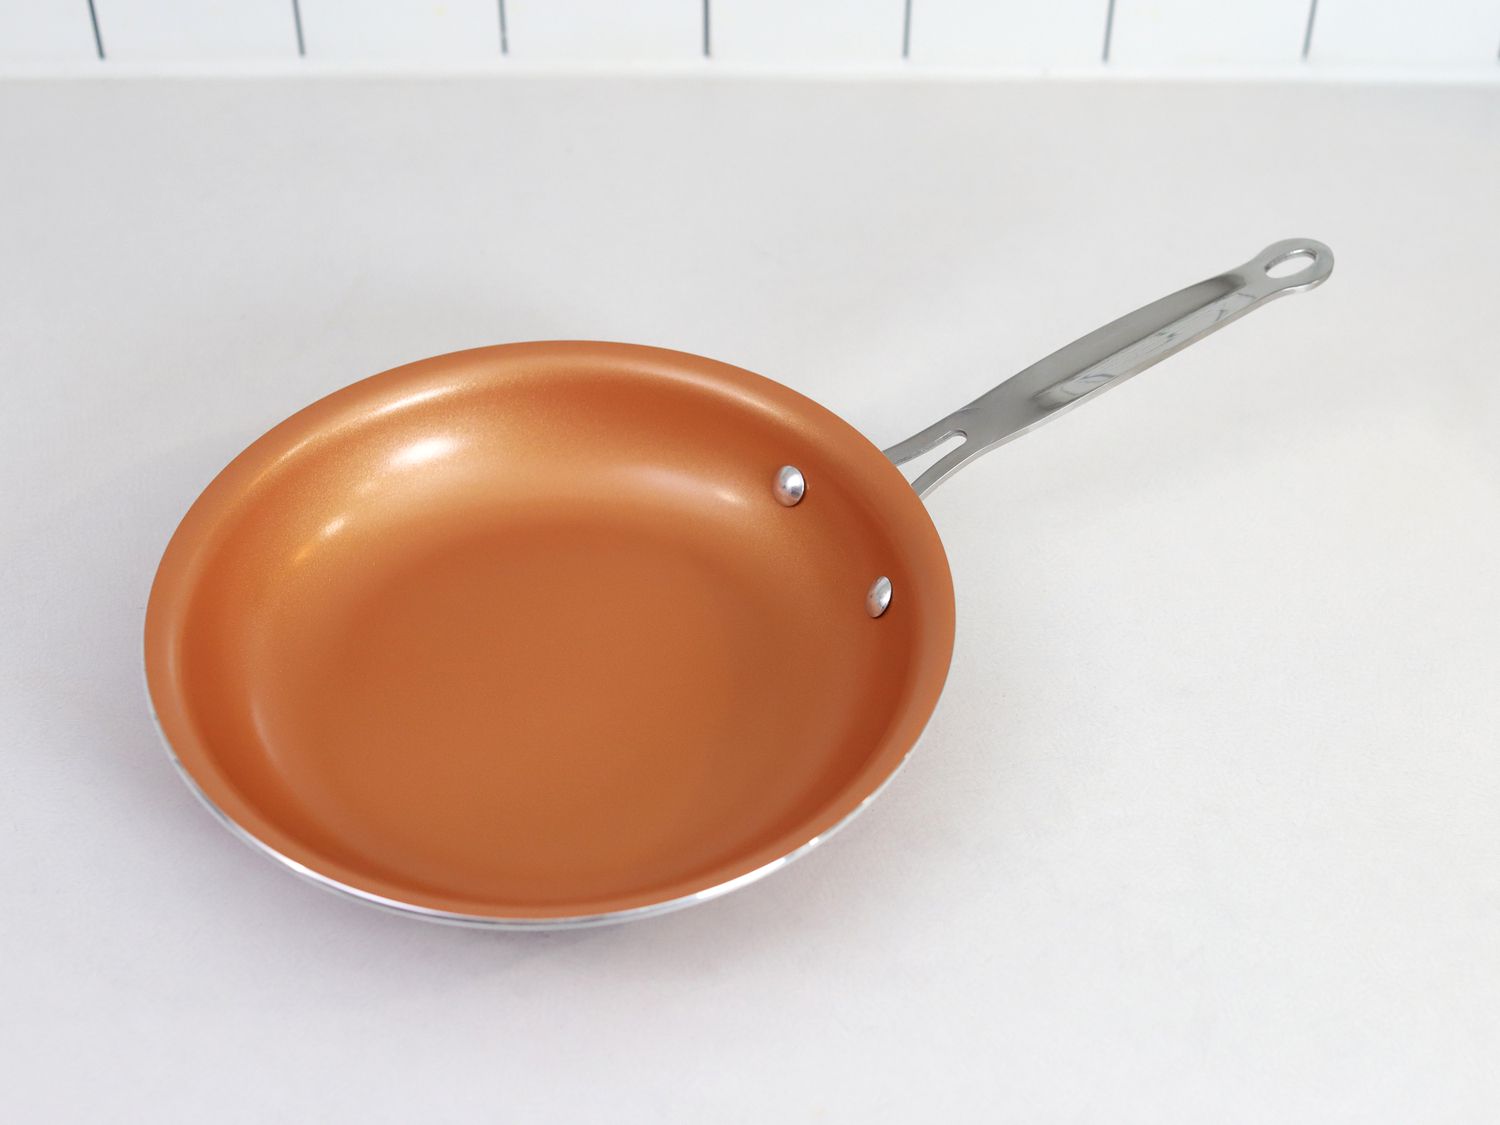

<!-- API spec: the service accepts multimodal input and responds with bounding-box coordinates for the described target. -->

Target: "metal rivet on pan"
[773,465,805,506]
[866,576,892,618]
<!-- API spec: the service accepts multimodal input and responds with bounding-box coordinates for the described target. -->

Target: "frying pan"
[145,239,1333,928]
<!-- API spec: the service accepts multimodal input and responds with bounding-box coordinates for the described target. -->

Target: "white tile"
[1108,0,1309,66]
[711,0,906,65]
[299,0,500,60]
[910,0,1107,68]
[0,0,99,61]
[94,0,298,59]
[1311,0,1500,67]
[506,0,702,61]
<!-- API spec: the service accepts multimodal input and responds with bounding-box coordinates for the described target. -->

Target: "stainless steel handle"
[884,238,1334,497]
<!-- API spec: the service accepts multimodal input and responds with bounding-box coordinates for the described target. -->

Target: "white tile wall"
[0,0,98,60]
[95,0,297,60]
[1107,0,1311,67]
[299,0,500,60]
[506,0,702,62]
[1311,0,1500,67]
[910,0,1106,68]
[710,0,906,65]
[0,0,1496,74]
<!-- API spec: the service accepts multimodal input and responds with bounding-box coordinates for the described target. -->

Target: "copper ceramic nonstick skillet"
[146,239,1332,927]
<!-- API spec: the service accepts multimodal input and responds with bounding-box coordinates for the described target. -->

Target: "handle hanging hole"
[1265,249,1317,278]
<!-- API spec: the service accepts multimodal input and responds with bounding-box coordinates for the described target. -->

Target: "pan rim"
[146,689,945,929]
[144,341,956,926]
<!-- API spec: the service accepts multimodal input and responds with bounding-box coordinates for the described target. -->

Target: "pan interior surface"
[145,343,954,922]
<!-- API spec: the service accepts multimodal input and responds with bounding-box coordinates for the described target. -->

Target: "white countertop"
[2,74,1497,1122]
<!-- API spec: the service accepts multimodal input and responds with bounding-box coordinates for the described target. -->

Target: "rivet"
[866,576,892,618]
[773,465,805,506]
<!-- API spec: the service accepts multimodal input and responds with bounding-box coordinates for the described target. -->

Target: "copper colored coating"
[145,343,956,922]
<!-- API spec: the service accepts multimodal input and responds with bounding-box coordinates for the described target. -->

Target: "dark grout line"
[702,0,711,58]
[1302,0,1318,60]
[902,0,912,59]
[291,0,306,57]
[1101,0,1115,63]
[499,0,509,54]
[86,0,104,59]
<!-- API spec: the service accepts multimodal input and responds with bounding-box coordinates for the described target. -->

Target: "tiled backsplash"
[2,0,1497,73]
